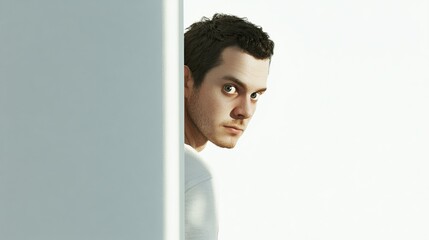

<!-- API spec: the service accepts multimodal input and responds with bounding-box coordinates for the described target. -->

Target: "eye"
[223,84,237,94]
[250,92,261,101]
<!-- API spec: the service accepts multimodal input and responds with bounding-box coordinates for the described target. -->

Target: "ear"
[184,65,194,99]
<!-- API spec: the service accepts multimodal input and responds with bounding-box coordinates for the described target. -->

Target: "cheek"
[196,87,232,123]
[206,92,231,117]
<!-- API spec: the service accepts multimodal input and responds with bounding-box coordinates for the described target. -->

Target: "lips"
[224,125,244,134]
[225,126,243,131]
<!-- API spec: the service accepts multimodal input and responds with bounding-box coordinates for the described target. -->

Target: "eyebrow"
[222,75,267,93]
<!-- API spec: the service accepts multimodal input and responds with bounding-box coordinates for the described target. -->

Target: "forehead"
[205,47,270,90]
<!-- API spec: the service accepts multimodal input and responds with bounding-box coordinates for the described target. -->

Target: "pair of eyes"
[223,84,261,101]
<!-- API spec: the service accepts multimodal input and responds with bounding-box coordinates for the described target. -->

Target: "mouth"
[223,125,244,134]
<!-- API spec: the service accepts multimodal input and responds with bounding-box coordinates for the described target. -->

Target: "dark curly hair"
[185,13,275,88]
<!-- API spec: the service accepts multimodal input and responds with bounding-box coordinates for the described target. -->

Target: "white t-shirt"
[185,144,218,240]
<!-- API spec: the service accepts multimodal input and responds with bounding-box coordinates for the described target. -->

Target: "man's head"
[184,14,274,151]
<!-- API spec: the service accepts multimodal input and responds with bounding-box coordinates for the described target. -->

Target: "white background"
[184,1,429,239]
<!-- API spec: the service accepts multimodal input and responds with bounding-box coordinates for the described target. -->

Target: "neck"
[184,135,206,152]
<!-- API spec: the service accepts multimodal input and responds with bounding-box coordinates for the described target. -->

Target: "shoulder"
[184,144,213,192]
[184,145,218,239]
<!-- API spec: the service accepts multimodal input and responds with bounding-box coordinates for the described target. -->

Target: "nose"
[231,96,255,120]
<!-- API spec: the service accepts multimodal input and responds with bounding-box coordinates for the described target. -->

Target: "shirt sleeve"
[185,178,218,240]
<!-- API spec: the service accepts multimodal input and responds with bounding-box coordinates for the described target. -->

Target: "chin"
[211,138,238,149]
[219,143,236,149]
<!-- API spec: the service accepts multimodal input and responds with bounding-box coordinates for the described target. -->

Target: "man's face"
[185,46,270,149]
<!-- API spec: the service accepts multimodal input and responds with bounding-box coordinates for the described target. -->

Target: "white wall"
[0,1,182,239]
[184,1,429,239]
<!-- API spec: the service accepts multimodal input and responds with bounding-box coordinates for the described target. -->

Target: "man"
[184,13,274,240]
